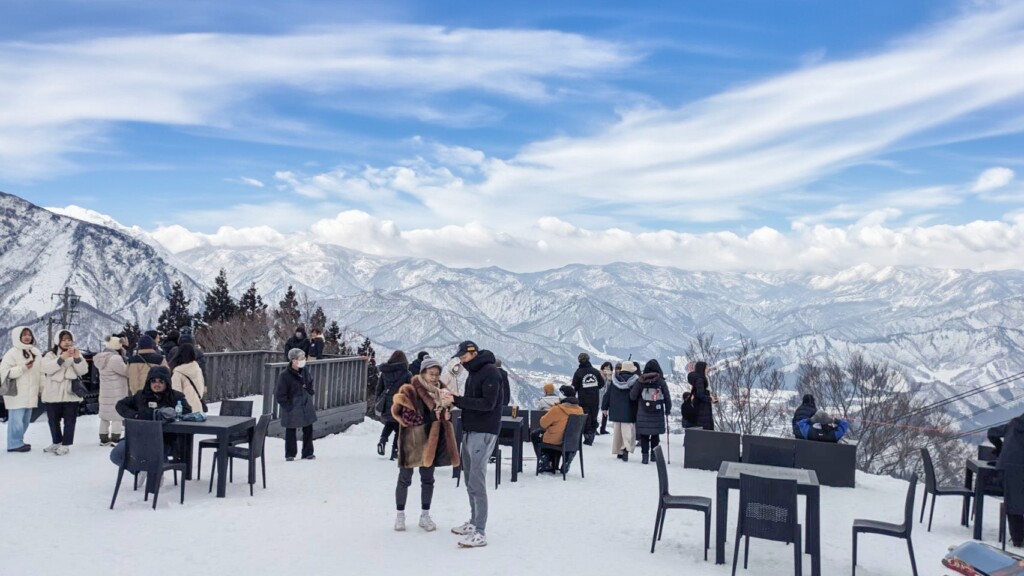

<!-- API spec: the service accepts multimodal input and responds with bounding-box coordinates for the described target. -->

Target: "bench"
[682,428,741,471]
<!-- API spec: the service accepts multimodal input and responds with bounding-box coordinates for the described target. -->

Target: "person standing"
[602,360,639,461]
[443,341,502,549]
[376,351,412,460]
[127,335,168,395]
[409,351,430,375]
[93,335,129,446]
[160,330,179,359]
[598,361,613,435]
[571,353,604,446]
[275,348,317,461]
[690,361,716,431]
[1,327,43,453]
[284,326,311,360]
[630,359,672,465]
[308,328,326,361]
[168,332,207,376]
[390,358,459,532]
[171,344,206,414]
[39,330,89,455]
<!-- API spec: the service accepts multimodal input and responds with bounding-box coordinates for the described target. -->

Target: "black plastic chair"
[650,445,711,558]
[110,420,186,510]
[919,447,972,532]
[732,473,801,576]
[746,443,795,468]
[535,414,586,480]
[208,414,270,496]
[529,410,545,433]
[853,473,918,576]
[197,399,253,481]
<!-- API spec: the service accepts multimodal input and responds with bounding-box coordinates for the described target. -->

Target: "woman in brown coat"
[390,358,460,533]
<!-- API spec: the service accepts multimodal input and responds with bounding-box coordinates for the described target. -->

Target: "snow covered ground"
[0,401,1003,575]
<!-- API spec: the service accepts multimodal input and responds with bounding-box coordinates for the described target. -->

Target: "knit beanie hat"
[287,348,306,361]
[559,385,576,398]
[138,335,156,350]
[620,361,637,373]
[419,358,443,374]
[543,383,555,395]
[104,335,123,351]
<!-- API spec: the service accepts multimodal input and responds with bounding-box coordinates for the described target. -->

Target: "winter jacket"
[408,353,429,376]
[375,361,412,424]
[274,366,317,429]
[572,360,605,408]
[795,418,849,443]
[284,330,310,360]
[126,349,168,395]
[0,326,43,410]
[539,397,585,445]
[792,396,817,438]
[537,394,561,411]
[116,366,192,421]
[168,335,207,374]
[631,371,672,436]
[391,375,460,469]
[308,336,325,360]
[453,350,503,435]
[171,361,206,413]
[689,367,715,431]
[160,338,177,359]
[93,349,128,422]
[601,372,639,423]
[998,416,1024,515]
[499,367,511,406]
[680,392,699,428]
[440,358,466,395]
[40,344,89,404]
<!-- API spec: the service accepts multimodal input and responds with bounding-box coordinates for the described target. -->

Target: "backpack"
[680,392,698,423]
[640,385,664,414]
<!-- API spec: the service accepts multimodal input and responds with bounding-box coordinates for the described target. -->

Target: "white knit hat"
[104,335,123,351]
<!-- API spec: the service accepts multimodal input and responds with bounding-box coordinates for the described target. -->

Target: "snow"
[0,403,1000,575]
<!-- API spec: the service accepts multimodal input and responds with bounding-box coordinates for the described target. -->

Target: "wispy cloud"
[972,167,1015,192]
[225,176,265,188]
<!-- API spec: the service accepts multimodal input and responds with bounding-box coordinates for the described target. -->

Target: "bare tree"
[197,312,273,352]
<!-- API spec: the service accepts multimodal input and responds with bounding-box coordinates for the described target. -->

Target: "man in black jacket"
[792,394,817,438]
[284,326,310,360]
[110,366,192,476]
[445,341,502,549]
[572,353,604,445]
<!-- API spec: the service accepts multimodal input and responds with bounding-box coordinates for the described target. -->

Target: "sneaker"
[458,531,487,548]
[394,511,406,532]
[44,443,60,454]
[54,445,70,456]
[419,512,437,532]
[451,521,476,536]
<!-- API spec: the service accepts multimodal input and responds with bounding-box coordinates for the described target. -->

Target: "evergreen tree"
[157,280,193,333]
[274,285,301,345]
[310,306,327,332]
[120,321,141,352]
[324,320,342,355]
[202,268,238,323]
[238,282,267,316]
[358,337,379,417]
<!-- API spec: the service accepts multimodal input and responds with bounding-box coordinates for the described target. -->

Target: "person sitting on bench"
[794,410,849,443]
[531,385,584,473]
[792,394,817,438]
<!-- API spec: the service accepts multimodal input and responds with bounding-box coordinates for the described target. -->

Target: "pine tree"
[202,269,238,323]
[310,306,327,332]
[120,321,141,352]
[238,282,267,316]
[324,320,342,355]
[157,280,193,333]
[358,337,379,417]
[274,285,301,345]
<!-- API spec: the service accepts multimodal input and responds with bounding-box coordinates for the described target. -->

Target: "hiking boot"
[99,434,110,447]
[458,531,487,548]
[7,444,31,453]
[451,521,476,536]
[394,511,406,532]
[109,434,121,446]
[650,450,658,463]
[302,454,316,460]
[44,443,60,454]
[55,445,70,456]
[560,452,576,475]
[377,439,386,456]
[419,512,437,532]
[286,457,295,462]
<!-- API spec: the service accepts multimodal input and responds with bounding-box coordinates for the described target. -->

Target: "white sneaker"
[419,512,437,532]
[458,531,487,548]
[394,512,406,532]
[451,521,476,536]
[54,445,69,456]
[44,444,60,454]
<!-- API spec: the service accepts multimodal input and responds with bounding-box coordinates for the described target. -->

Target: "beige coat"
[127,350,168,395]
[172,361,206,413]
[93,349,128,421]
[40,331,89,403]
[0,326,43,410]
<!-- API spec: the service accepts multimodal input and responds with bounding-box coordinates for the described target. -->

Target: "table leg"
[216,432,229,498]
[974,472,985,541]
[511,428,520,483]
[184,434,194,481]
[716,481,728,565]
[963,468,975,527]
[808,488,821,576]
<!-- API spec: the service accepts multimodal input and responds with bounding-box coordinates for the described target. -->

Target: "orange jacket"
[540,400,584,445]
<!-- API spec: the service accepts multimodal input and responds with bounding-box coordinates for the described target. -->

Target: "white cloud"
[237,177,265,188]
[972,167,1015,192]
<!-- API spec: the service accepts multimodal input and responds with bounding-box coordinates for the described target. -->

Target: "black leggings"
[380,421,399,445]
[396,467,435,511]
[639,434,661,454]
[46,402,79,446]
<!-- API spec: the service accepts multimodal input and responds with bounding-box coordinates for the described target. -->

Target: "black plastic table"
[964,458,999,540]
[165,416,256,498]
[501,416,524,482]
[716,461,821,576]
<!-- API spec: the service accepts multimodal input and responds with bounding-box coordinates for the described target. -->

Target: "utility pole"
[47,287,81,350]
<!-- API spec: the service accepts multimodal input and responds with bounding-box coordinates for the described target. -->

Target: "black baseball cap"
[453,341,479,358]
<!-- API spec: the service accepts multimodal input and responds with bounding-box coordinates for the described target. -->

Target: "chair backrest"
[250,414,271,459]
[529,410,545,433]
[654,445,670,496]
[979,444,997,461]
[902,473,918,535]
[220,399,254,417]
[561,414,586,452]
[123,419,166,490]
[738,473,799,543]
[919,448,937,493]
[502,406,513,417]
[747,443,795,468]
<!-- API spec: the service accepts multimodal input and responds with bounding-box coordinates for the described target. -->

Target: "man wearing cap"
[571,352,605,446]
[443,341,502,549]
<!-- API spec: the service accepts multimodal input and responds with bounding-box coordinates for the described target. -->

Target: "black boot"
[377,439,386,456]
[622,450,629,462]
[642,452,650,465]
[583,432,594,446]
[599,415,609,435]
[390,443,398,461]
[560,452,576,475]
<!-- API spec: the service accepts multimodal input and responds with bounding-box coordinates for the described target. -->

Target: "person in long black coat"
[630,359,671,465]
[572,353,605,445]
[689,361,716,431]
[375,350,412,460]
[792,394,817,438]
[284,326,311,360]
[998,414,1024,546]
[602,362,639,461]
[275,348,318,461]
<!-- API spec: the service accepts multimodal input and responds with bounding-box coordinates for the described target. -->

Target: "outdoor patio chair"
[920,447,972,532]
[208,414,270,496]
[535,413,585,480]
[853,473,918,576]
[732,473,802,576]
[650,445,711,558]
[197,399,254,481]
[110,419,186,510]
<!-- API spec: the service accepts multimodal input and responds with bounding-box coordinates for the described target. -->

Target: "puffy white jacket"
[40,330,89,403]
[93,348,128,421]
[0,326,44,410]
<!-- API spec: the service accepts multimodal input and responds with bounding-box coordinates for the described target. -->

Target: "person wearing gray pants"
[461,431,498,532]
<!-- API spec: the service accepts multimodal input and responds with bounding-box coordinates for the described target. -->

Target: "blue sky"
[3,0,1024,271]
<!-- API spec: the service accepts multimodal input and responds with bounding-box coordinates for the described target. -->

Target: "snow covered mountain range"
[2,191,1022,424]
